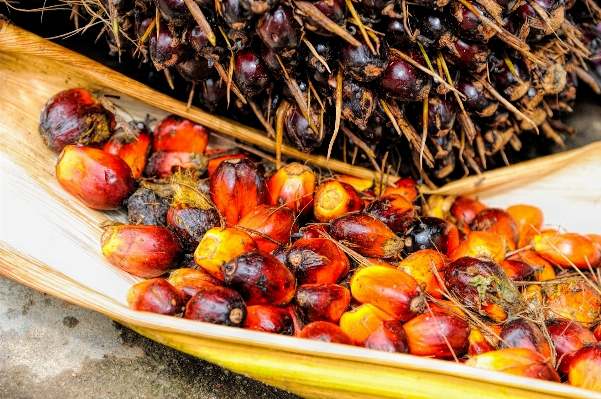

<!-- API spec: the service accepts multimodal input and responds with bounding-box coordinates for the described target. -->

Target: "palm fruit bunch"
[15,0,601,184]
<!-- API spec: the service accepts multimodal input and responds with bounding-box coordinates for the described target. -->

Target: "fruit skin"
[313,179,363,223]
[56,145,134,210]
[165,267,222,303]
[236,204,298,252]
[103,126,152,179]
[466,348,561,382]
[364,320,409,354]
[350,265,425,321]
[499,318,552,359]
[244,305,294,334]
[339,303,397,345]
[101,224,184,278]
[547,318,597,377]
[449,231,506,264]
[568,343,601,391]
[39,88,114,154]
[506,204,544,249]
[222,249,296,307]
[295,284,350,324]
[402,310,470,358]
[397,249,448,299]
[144,151,208,179]
[267,162,316,217]
[287,238,350,285]
[152,114,210,153]
[166,204,221,252]
[126,278,185,316]
[542,278,601,328]
[470,208,520,252]
[184,285,247,327]
[365,194,415,234]
[533,232,601,269]
[300,321,354,345]
[403,217,459,256]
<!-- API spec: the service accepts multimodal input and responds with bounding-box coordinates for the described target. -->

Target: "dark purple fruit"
[149,24,192,70]
[411,96,457,136]
[166,204,221,252]
[257,5,302,55]
[217,0,254,30]
[489,55,532,101]
[403,216,460,255]
[342,79,377,130]
[380,58,432,101]
[380,17,414,48]
[412,8,456,49]
[456,78,499,117]
[285,104,325,153]
[340,33,389,82]
[155,0,192,25]
[239,0,278,14]
[184,285,247,327]
[443,36,489,73]
[448,1,496,42]
[304,0,347,35]
[175,54,212,83]
[127,186,171,226]
[234,49,270,97]
[198,76,227,111]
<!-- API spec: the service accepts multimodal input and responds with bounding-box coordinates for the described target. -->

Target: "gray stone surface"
[0,275,301,399]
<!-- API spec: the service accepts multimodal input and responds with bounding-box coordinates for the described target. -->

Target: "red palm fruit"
[365,258,398,269]
[542,278,601,328]
[499,318,552,359]
[403,217,460,256]
[339,303,397,345]
[533,232,601,269]
[470,208,520,252]
[285,303,306,337]
[350,266,425,321]
[101,224,183,278]
[313,179,363,223]
[444,257,522,322]
[383,177,418,203]
[499,259,536,281]
[507,250,556,281]
[449,231,506,264]
[506,204,544,249]
[330,213,404,258]
[568,343,601,391]
[299,321,354,345]
[466,348,560,382]
[184,285,247,327]
[449,196,487,235]
[126,278,185,316]
[297,223,330,239]
[165,268,222,303]
[364,320,409,353]
[295,284,351,324]
[56,145,134,210]
[194,227,257,280]
[222,249,296,306]
[403,310,470,358]
[287,238,350,285]
[468,327,496,356]
[39,88,114,154]
[397,249,448,299]
[209,158,269,226]
[103,127,152,179]
[267,162,316,217]
[144,151,208,179]
[236,204,298,252]
[205,149,252,177]
[365,194,415,234]
[152,115,210,153]
[428,300,467,318]
[244,305,294,335]
[595,324,601,342]
[166,204,221,252]
[547,319,597,377]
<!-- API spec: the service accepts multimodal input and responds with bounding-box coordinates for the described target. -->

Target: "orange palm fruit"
[423,194,456,220]
[209,158,269,226]
[287,238,350,285]
[403,217,459,256]
[339,303,397,345]
[126,278,185,316]
[350,266,425,321]
[364,320,409,353]
[165,268,222,303]
[397,249,448,299]
[330,213,404,259]
[542,278,601,327]
[449,231,506,264]
[194,227,257,280]
[313,179,363,222]
[595,324,601,341]
[295,284,351,324]
[499,259,535,281]
[444,257,523,322]
[365,194,415,234]
[449,196,487,235]
[533,232,601,269]
[383,177,418,203]
[56,145,134,210]
[299,321,354,345]
[144,151,208,179]
[499,318,552,359]
[470,208,520,251]
[507,250,556,281]
[222,249,296,307]
[506,204,544,249]
[267,162,316,217]
[588,233,601,249]
[184,285,247,327]
[205,149,253,177]
[427,300,466,318]
[468,327,496,356]
[547,318,598,377]
[466,348,560,382]
[365,258,398,269]
[103,126,152,178]
[101,224,183,278]
[152,114,210,153]
[335,174,374,193]
[402,310,470,358]
[236,204,299,252]
[522,284,544,311]
[568,343,601,391]
[244,305,294,335]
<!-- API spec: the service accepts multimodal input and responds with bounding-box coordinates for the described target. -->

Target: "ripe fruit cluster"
[20,0,601,184]
[40,88,601,392]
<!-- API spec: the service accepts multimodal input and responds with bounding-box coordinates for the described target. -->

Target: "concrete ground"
[0,275,301,399]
